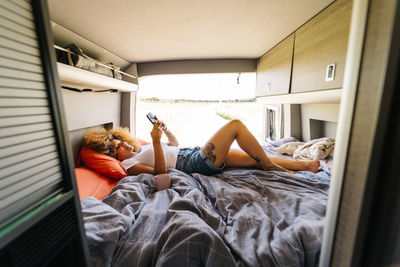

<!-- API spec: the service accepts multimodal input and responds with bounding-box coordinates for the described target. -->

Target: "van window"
[136,73,264,147]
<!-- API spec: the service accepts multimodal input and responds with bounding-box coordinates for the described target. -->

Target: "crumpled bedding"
[81,143,330,267]
[274,138,335,161]
[293,138,335,161]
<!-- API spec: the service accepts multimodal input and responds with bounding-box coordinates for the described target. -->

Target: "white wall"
[300,103,340,141]
[62,90,121,131]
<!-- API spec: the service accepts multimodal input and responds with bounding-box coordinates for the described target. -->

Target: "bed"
[77,138,330,267]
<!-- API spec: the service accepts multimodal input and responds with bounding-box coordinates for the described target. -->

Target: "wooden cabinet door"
[256,34,294,97]
[291,0,352,93]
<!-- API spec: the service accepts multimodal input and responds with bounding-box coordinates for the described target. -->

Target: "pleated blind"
[0,0,64,229]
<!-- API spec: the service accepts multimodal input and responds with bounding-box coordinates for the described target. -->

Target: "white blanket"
[293,138,335,160]
[274,142,304,156]
[275,138,335,160]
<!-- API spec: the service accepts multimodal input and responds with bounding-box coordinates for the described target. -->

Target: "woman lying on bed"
[83,119,320,176]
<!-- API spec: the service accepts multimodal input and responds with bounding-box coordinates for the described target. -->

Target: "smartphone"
[146,112,157,124]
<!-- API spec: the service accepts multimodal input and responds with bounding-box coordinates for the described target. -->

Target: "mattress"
[79,140,330,266]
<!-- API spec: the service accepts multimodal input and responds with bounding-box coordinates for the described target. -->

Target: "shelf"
[56,63,138,92]
[256,89,342,104]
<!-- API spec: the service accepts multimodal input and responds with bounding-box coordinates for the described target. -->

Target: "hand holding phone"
[147,112,168,132]
[146,112,157,124]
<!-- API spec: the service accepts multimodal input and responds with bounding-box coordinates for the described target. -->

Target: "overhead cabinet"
[291,0,352,93]
[256,0,353,99]
[256,34,294,97]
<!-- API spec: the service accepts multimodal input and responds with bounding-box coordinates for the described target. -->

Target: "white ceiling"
[48,0,334,63]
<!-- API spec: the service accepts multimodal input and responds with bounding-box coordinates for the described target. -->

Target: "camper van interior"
[0,0,399,266]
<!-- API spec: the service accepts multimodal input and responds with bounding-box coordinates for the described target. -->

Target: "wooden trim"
[327,0,399,265]
[319,0,370,264]
[352,0,400,265]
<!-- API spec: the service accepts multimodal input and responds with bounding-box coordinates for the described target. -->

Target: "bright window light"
[138,73,256,100]
[135,73,264,147]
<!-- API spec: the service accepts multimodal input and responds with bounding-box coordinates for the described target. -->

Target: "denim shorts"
[175,147,225,175]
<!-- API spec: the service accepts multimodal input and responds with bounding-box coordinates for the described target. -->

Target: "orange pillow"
[75,167,119,199]
[79,147,127,179]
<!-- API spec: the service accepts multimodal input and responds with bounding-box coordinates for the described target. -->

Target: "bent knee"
[227,119,245,129]
[228,119,243,126]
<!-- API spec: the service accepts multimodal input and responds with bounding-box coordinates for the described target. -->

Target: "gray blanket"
[81,142,330,267]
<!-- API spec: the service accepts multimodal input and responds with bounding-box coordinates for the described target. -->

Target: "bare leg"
[270,157,320,172]
[225,149,320,173]
[202,120,289,172]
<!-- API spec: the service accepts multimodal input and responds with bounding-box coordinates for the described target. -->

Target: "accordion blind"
[0,0,64,229]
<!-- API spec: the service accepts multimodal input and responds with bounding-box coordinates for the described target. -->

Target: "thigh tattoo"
[203,142,216,163]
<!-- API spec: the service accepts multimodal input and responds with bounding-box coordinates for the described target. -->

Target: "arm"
[126,122,167,175]
[164,129,179,146]
[127,163,155,175]
[152,123,167,174]
[127,163,171,191]
[156,117,179,147]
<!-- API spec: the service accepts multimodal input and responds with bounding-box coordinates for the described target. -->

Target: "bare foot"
[305,160,320,173]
